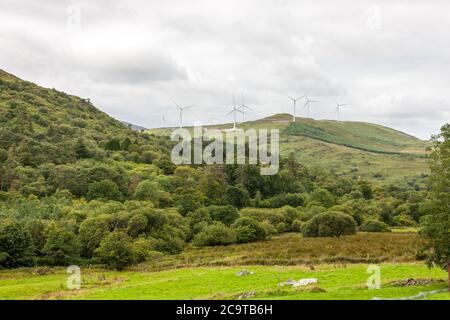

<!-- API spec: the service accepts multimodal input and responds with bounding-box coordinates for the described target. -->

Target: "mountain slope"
[0,69,170,167]
[147,113,430,184]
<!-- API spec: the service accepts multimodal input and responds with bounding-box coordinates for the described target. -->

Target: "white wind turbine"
[304,95,319,117]
[286,94,305,122]
[172,100,193,128]
[334,99,349,122]
[226,95,244,130]
[238,94,252,122]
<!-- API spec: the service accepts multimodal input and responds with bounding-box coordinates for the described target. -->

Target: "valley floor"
[0,263,448,300]
[0,232,448,300]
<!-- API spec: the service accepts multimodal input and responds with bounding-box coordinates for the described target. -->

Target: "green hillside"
[0,69,445,295]
[0,69,172,167]
[147,113,430,185]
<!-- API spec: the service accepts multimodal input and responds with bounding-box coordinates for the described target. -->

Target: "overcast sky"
[1,0,449,139]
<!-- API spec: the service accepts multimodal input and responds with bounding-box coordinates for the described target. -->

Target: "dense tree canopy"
[421,124,450,269]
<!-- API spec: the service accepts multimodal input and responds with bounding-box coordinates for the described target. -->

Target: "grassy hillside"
[147,113,430,184]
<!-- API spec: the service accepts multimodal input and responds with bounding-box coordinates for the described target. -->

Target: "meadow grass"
[0,263,447,300]
[0,232,444,300]
[139,232,422,271]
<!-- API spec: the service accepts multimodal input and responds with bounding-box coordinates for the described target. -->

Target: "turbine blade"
[286,94,294,101]
[172,100,181,109]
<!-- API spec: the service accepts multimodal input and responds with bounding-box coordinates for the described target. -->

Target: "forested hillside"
[0,70,439,271]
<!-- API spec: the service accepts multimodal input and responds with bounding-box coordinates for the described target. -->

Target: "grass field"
[141,232,421,271]
[0,263,447,300]
[1,232,447,300]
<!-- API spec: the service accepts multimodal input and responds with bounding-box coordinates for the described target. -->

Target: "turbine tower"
[334,99,349,122]
[226,94,244,130]
[172,100,193,128]
[286,94,305,122]
[239,94,252,122]
[304,95,319,118]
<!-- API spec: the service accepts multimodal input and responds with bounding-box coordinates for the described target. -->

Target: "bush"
[224,185,250,208]
[268,193,304,208]
[208,205,239,226]
[134,180,172,207]
[94,231,134,270]
[78,216,111,257]
[309,188,335,208]
[291,219,304,232]
[359,220,391,233]
[127,214,148,237]
[192,223,236,247]
[176,192,203,216]
[86,179,123,201]
[393,214,416,227]
[132,238,153,263]
[276,222,287,233]
[232,217,267,243]
[302,211,357,238]
[261,220,277,236]
[42,226,81,265]
[0,220,35,268]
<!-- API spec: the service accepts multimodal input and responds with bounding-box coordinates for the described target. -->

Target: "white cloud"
[0,0,449,139]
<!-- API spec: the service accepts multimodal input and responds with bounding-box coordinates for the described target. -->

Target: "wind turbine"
[226,95,244,130]
[334,99,349,122]
[172,100,193,128]
[161,115,167,127]
[304,95,319,117]
[286,94,305,122]
[238,94,252,122]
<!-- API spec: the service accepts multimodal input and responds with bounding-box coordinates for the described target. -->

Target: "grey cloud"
[0,0,448,139]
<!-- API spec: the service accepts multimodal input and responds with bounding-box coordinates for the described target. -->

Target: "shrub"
[302,211,357,238]
[261,220,277,236]
[276,222,287,233]
[309,188,335,208]
[291,219,304,232]
[232,217,267,243]
[224,185,250,208]
[86,179,123,201]
[127,214,148,237]
[176,192,203,216]
[393,214,416,227]
[42,226,81,265]
[268,193,305,208]
[150,235,185,254]
[208,205,239,226]
[192,223,236,247]
[134,180,172,207]
[94,231,134,270]
[0,220,35,268]
[359,220,391,233]
[78,216,111,257]
[132,238,153,263]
